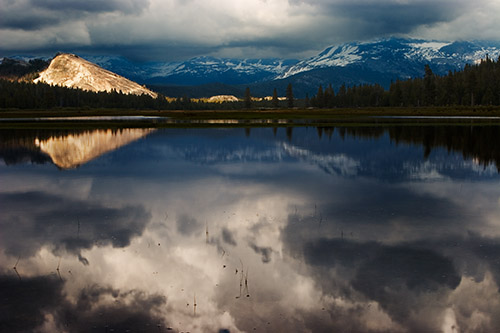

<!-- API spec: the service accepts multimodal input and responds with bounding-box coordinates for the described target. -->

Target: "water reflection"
[1,124,500,332]
[36,129,154,169]
[0,128,153,169]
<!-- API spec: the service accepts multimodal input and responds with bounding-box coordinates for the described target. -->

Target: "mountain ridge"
[88,37,500,97]
[4,37,500,98]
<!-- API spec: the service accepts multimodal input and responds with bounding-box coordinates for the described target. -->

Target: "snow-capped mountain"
[278,38,500,80]
[35,53,157,98]
[85,55,298,86]
[82,37,500,97]
[155,56,297,85]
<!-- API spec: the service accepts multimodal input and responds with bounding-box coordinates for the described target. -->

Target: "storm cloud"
[0,191,151,260]
[0,275,64,332]
[1,0,498,61]
[0,274,169,332]
[282,204,500,332]
[0,0,149,30]
[56,285,168,332]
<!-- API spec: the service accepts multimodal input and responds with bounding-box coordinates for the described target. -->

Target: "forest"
[1,55,500,110]
[310,56,500,108]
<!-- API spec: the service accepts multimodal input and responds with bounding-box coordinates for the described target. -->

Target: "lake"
[1,122,500,332]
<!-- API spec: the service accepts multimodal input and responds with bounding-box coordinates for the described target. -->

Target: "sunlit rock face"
[35,129,154,169]
[34,53,157,98]
[207,95,239,103]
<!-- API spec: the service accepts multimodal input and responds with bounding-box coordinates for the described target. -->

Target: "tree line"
[310,56,500,108]
[0,78,301,110]
[0,79,253,110]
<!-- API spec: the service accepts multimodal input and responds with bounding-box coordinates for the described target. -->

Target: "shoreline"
[2,106,500,117]
[3,107,500,129]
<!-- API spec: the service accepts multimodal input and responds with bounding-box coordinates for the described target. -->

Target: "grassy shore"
[3,105,500,117]
[2,106,500,129]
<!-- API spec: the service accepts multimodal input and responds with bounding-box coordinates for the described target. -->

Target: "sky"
[1,0,500,62]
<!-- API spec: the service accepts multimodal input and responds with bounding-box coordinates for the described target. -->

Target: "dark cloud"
[56,285,167,332]
[248,242,273,263]
[353,246,460,320]
[0,274,64,332]
[0,274,169,332]
[0,12,62,31]
[332,0,465,36]
[282,182,472,253]
[222,227,237,246]
[0,0,150,30]
[300,238,461,330]
[324,184,464,225]
[0,191,151,260]
[176,214,202,237]
[36,0,149,14]
[303,238,380,268]
[417,232,500,289]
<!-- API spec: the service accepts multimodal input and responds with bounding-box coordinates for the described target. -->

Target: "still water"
[1,124,500,332]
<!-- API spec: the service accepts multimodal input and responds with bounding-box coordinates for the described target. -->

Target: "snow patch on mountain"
[406,42,451,61]
[278,45,362,79]
[169,57,294,76]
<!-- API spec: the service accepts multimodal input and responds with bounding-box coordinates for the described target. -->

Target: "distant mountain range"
[82,55,299,86]
[3,37,500,98]
[87,38,500,97]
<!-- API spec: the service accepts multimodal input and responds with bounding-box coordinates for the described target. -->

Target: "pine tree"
[244,87,251,108]
[423,64,436,106]
[337,83,347,107]
[272,88,279,108]
[286,83,294,108]
[325,84,334,107]
[316,85,324,108]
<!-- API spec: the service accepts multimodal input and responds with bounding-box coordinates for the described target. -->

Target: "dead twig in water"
[245,268,250,298]
[206,221,209,244]
[193,293,197,317]
[13,257,21,281]
[221,248,226,259]
[56,258,62,281]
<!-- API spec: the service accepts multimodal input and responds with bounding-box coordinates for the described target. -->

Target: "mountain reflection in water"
[1,124,500,332]
[35,128,154,169]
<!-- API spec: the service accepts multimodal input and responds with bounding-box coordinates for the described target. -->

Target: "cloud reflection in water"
[1,126,500,332]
